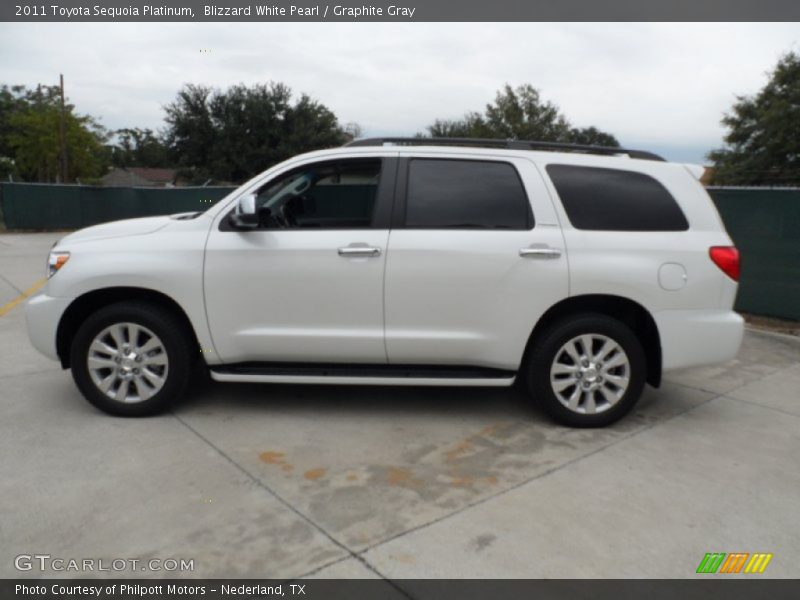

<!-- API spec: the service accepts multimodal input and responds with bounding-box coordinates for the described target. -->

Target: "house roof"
[125,167,177,183]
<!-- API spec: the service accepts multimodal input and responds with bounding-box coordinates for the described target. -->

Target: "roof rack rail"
[344,137,665,162]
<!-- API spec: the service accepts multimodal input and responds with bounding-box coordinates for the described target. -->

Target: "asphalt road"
[1,232,798,580]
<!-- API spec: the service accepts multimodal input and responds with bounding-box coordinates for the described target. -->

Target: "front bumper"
[655,309,744,371]
[26,293,74,362]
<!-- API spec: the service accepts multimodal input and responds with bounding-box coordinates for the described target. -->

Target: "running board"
[208,363,517,387]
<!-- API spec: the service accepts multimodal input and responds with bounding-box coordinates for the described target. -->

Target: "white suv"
[26,138,743,426]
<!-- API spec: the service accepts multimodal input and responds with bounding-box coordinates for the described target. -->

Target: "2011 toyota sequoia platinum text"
[26,138,744,426]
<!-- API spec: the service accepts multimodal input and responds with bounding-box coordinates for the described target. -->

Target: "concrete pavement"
[1,232,798,580]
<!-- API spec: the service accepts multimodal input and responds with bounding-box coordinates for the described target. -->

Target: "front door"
[204,156,396,364]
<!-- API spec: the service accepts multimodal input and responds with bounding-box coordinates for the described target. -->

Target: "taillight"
[709,246,740,281]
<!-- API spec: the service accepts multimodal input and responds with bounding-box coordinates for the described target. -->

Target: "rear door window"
[546,164,689,231]
[405,159,532,229]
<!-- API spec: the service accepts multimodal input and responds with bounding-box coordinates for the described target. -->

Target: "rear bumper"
[654,309,744,371]
[26,293,73,362]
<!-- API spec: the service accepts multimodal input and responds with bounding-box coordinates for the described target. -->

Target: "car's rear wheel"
[525,313,646,427]
[70,302,193,416]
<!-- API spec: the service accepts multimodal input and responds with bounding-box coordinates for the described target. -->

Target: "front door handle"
[338,245,381,257]
[519,246,562,259]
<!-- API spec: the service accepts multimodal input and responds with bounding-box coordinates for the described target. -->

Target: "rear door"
[384,155,569,370]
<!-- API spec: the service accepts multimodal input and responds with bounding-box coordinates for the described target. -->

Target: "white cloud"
[0,22,797,162]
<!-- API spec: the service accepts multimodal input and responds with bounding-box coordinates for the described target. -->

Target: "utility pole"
[59,74,68,183]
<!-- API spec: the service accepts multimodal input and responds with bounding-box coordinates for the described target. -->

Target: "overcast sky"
[1,22,798,163]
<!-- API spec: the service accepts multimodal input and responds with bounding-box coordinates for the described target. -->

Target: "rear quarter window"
[546,164,689,231]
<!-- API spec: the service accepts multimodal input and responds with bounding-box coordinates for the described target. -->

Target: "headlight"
[47,250,70,278]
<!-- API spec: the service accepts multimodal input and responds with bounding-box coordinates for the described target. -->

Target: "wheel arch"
[56,287,200,369]
[524,294,662,387]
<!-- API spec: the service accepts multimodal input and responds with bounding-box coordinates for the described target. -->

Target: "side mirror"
[228,193,259,230]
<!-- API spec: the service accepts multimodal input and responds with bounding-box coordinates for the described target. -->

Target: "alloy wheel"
[86,322,169,404]
[549,333,631,415]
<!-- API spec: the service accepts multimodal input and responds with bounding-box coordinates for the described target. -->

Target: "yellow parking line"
[0,278,47,317]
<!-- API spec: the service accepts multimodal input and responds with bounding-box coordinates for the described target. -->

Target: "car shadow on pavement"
[178,374,540,421]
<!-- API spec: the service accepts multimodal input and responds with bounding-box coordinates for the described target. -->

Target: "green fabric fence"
[708,188,800,322]
[0,183,236,230]
[0,183,798,321]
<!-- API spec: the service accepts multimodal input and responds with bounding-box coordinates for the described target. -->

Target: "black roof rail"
[344,137,665,162]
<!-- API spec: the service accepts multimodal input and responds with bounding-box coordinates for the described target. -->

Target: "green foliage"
[164,82,347,183]
[569,127,621,147]
[0,85,27,178]
[0,83,109,182]
[709,52,800,186]
[425,84,619,147]
[111,128,170,168]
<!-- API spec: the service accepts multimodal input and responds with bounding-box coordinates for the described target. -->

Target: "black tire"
[70,302,194,416]
[524,313,646,427]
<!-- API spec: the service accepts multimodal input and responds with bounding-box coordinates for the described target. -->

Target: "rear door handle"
[519,246,562,259]
[338,245,381,257]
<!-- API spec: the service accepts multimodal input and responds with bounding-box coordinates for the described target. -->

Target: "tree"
[164,82,347,183]
[708,52,800,186]
[424,84,619,147]
[163,84,215,180]
[427,111,493,138]
[569,126,620,147]
[0,85,28,178]
[342,122,364,142]
[110,128,169,168]
[0,83,109,182]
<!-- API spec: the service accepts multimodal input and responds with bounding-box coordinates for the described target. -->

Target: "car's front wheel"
[70,302,194,416]
[525,313,646,427]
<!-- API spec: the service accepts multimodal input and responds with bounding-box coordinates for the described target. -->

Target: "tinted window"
[254,159,380,229]
[546,164,689,231]
[406,159,531,229]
